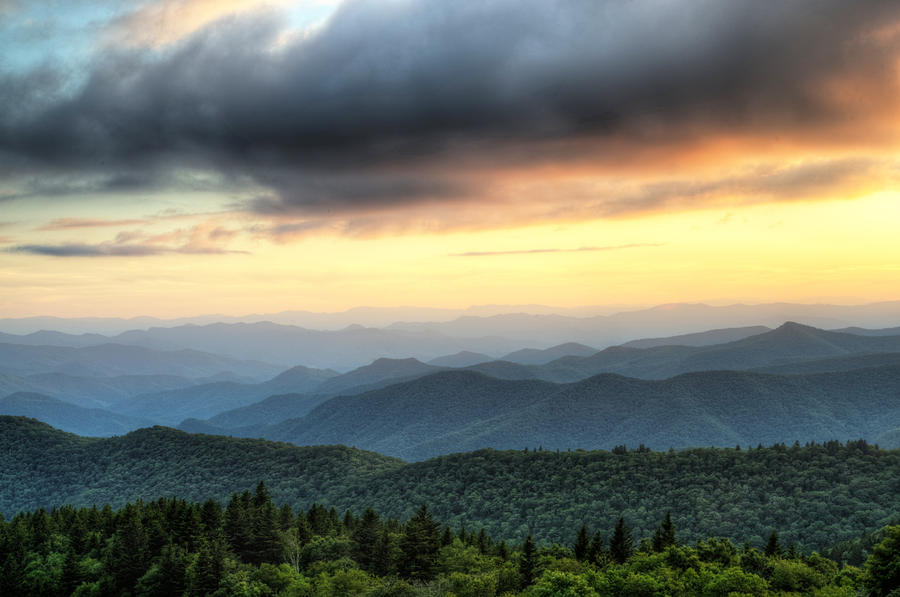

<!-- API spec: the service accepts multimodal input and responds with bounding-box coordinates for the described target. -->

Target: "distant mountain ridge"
[258,364,900,460]
[3,301,900,368]
[0,392,152,437]
[0,342,281,380]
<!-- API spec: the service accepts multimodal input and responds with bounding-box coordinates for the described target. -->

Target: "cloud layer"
[2,0,900,236]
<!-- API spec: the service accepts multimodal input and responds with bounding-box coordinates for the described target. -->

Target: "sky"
[1,0,900,318]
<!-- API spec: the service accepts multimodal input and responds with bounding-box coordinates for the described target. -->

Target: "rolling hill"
[2,416,898,550]
[0,416,403,518]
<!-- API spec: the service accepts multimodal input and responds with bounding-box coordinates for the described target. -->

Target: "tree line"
[1,482,898,596]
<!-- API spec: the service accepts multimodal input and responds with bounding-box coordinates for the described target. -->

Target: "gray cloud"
[451,243,665,257]
[2,0,899,215]
[8,242,245,257]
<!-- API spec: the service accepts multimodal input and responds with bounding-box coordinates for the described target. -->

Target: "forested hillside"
[3,487,898,596]
[3,416,898,554]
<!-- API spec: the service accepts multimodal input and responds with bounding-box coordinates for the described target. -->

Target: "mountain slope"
[110,364,338,424]
[206,393,332,429]
[427,350,494,367]
[0,372,209,409]
[314,357,446,396]
[0,393,153,436]
[535,322,900,380]
[269,371,558,457]
[0,416,403,516]
[500,342,598,365]
[621,325,772,349]
[265,365,900,460]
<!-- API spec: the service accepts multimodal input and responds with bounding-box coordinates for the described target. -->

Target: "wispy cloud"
[38,217,150,231]
[8,242,246,257]
[451,243,664,257]
[10,219,248,257]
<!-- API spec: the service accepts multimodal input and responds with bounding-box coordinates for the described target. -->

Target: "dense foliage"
[3,416,899,553]
[2,488,899,596]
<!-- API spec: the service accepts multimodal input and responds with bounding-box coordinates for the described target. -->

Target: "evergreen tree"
[296,511,312,545]
[251,499,282,565]
[574,525,590,561]
[497,540,509,560]
[440,525,454,547]
[225,492,253,561]
[199,499,223,537]
[188,536,227,596]
[610,517,633,564]
[278,504,294,531]
[652,511,677,552]
[520,535,537,588]
[307,503,333,536]
[588,530,605,565]
[59,548,81,596]
[373,529,394,578]
[476,528,490,554]
[107,503,150,592]
[765,531,782,558]
[399,505,441,581]
[351,508,382,572]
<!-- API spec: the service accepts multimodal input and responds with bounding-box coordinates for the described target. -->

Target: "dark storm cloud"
[2,0,899,213]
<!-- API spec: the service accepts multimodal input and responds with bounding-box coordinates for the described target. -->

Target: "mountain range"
[7,321,900,443]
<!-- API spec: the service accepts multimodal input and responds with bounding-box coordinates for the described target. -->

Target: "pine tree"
[351,508,382,572]
[188,536,227,597]
[278,504,294,531]
[520,535,537,588]
[588,530,605,565]
[251,499,282,565]
[399,505,441,581]
[59,548,81,596]
[574,525,590,561]
[107,503,150,592]
[765,531,782,558]
[224,492,253,561]
[296,511,312,545]
[476,528,489,554]
[652,512,677,552]
[497,540,509,560]
[200,499,223,537]
[610,517,633,564]
[373,530,394,578]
